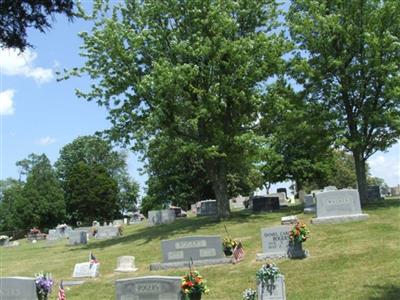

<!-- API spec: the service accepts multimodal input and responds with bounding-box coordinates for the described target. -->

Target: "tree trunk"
[208,160,230,219]
[353,150,368,205]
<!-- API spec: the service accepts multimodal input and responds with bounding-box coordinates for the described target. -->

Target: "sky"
[0,4,399,198]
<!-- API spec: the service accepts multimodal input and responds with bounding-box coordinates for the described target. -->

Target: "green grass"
[1,198,399,300]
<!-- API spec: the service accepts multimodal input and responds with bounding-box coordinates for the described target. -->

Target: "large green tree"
[63,162,118,224]
[260,81,337,193]
[288,0,400,203]
[55,135,139,214]
[66,0,288,218]
[15,154,66,229]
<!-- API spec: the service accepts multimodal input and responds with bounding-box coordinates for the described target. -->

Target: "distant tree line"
[0,135,139,232]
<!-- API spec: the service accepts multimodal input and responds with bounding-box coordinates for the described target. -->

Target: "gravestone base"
[150,257,232,271]
[256,252,290,260]
[303,207,316,214]
[311,213,368,224]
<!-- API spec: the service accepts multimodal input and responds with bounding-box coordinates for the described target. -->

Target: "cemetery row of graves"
[0,188,398,299]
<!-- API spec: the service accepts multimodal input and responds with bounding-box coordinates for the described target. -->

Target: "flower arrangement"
[242,288,257,300]
[222,237,238,255]
[289,222,310,243]
[30,227,41,234]
[181,270,209,299]
[0,235,9,240]
[256,263,281,285]
[35,272,53,300]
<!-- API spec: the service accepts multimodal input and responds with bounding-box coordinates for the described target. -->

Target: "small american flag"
[89,252,98,268]
[57,280,66,300]
[233,242,245,262]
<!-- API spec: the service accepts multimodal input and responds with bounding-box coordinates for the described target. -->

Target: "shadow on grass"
[363,198,400,211]
[365,284,400,300]
[69,205,303,251]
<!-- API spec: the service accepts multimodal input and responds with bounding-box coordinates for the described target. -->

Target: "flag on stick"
[89,252,98,268]
[57,280,66,300]
[233,242,245,263]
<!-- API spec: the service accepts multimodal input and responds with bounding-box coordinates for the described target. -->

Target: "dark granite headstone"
[252,196,280,212]
[367,186,382,201]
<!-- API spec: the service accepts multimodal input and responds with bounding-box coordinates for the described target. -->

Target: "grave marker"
[311,189,369,224]
[115,276,182,300]
[0,277,37,300]
[257,275,286,300]
[72,262,100,278]
[150,236,231,270]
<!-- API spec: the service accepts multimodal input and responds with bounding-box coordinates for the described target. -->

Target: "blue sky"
[0,6,399,197]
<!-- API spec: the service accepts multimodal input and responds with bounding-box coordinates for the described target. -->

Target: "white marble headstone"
[115,256,138,273]
[72,262,100,278]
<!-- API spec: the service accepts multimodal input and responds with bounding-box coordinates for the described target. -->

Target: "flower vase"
[288,241,307,259]
[223,248,233,256]
[189,293,202,300]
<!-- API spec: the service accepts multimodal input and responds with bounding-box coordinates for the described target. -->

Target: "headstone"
[256,226,308,260]
[69,231,87,246]
[115,256,138,273]
[0,237,10,247]
[367,186,382,201]
[47,229,59,241]
[277,188,287,198]
[56,225,73,238]
[150,235,231,270]
[303,194,316,214]
[72,262,100,278]
[230,195,247,209]
[115,276,182,300]
[148,210,176,226]
[252,196,280,212]
[113,219,124,226]
[197,200,217,216]
[191,204,197,214]
[268,193,288,207]
[103,221,107,226]
[0,277,37,300]
[123,218,128,225]
[95,226,120,239]
[311,189,369,224]
[281,215,298,225]
[323,186,338,192]
[257,275,286,300]
[92,221,100,227]
[298,190,305,203]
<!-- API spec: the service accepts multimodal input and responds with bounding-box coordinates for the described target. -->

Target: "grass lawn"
[1,198,399,299]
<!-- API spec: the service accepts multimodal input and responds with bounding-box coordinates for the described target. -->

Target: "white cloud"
[0,48,53,83]
[0,89,15,115]
[38,136,56,146]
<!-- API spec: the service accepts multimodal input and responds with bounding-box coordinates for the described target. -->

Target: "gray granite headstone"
[303,195,316,214]
[257,275,286,300]
[252,196,280,212]
[72,262,100,278]
[46,229,59,242]
[367,186,382,201]
[113,219,124,226]
[115,276,182,300]
[148,210,175,226]
[256,226,308,260]
[311,189,369,224]
[150,235,232,270]
[95,226,120,239]
[197,200,217,216]
[69,230,87,245]
[257,226,291,260]
[0,277,37,300]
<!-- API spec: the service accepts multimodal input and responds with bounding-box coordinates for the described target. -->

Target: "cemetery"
[0,197,399,299]
[0,0,399,300]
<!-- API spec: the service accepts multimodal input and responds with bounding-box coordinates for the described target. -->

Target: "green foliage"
[55,135,139,215]
[0,154,66,231]
[260,81,336,191]
[64,162,118,224]
[66,0,289,218]
[287,0,400,202]
[0,0,74,50]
